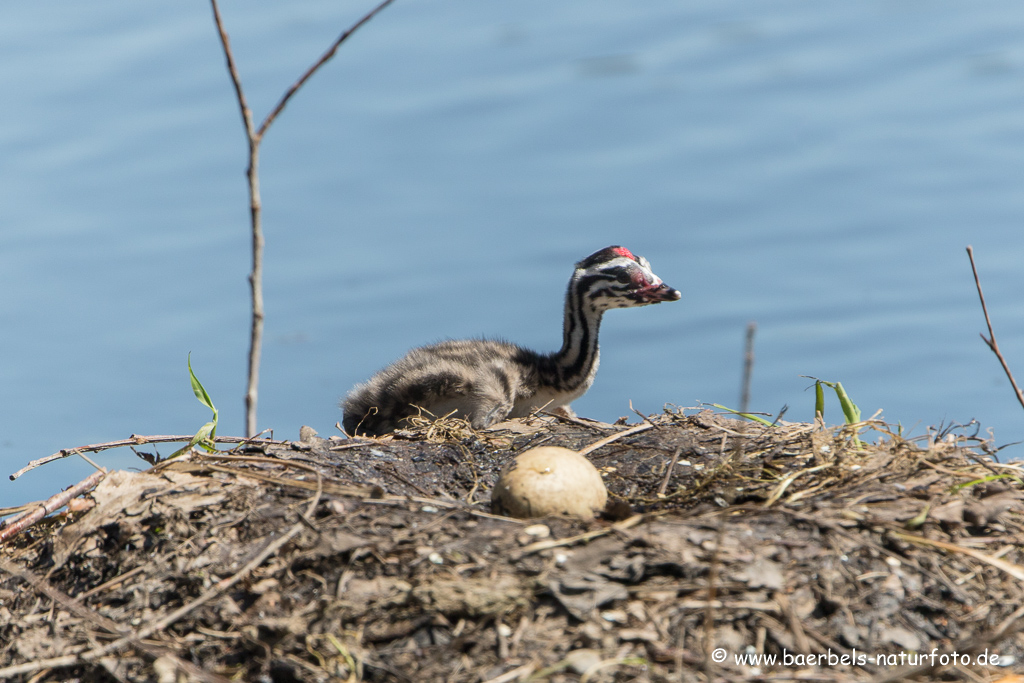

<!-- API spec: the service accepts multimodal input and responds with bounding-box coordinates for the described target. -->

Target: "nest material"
[1,410,1023,682]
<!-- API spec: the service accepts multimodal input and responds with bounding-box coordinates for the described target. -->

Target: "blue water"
[2,1,1024,507]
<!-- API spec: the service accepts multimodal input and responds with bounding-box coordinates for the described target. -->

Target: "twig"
[209,0,395,436]
[0,522,304,679]
[189,452,329,475]
[675,599,779,612]
[890,530,1024,582]
[303,469,324,523]
[170,461,374,499]
[78,566,148,600]
[775,591,812,654]
[514,512,659,557]
[870,603,1024,683]
[257,0,398,139]
[481,662,537,683]
[75,451,105,473]
[966,245,1024,412]
[10,434,287,480]
[577,422,654,457]
[763,464,829,507]
[173,457,520,523]
[538,410,615,431]
[0,559,230,683]
[740,321,756,414]
[702,518,726,671]
[629,400,654,425]
[0,469,107,544]
[210,0,262,437]
[656,446,683,497]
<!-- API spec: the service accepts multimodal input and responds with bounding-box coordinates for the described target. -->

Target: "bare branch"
[209,0,257,143]
[0,470,106,544]
[0,523,304,678]
[0,558,231,683]
[656,445,683,497]
[209,0,395,436]
[244,143,264,438]
[9,434,286,481]
[258,0,398,139]
[966,245,1024,412]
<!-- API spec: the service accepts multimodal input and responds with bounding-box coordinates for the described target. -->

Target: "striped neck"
[544,272,604,392]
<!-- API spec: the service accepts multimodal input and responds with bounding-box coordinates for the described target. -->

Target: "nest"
[1,409,1023,682]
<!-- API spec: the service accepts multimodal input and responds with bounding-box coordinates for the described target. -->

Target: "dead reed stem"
[740,320,756,414]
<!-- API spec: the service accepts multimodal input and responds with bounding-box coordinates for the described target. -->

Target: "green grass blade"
[179,353,219,455]
[833,381,861,424]
[802,376,864,446]
[950,473,1018,493]
[905,503,931,529]
[188,353,217,415]
[712,403,774,426]
[189,421,218,453]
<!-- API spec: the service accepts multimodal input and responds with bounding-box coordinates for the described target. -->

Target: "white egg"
[491,446,608,518]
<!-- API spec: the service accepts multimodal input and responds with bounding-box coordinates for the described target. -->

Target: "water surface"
[2,1,1024,506]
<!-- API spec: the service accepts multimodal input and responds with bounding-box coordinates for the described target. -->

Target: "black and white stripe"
[342,245,680,436]
[540,246,680,393]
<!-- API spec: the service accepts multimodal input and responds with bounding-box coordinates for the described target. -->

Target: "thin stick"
[78,566,148,600]
[242,133,264,438]
[0,522,305,679]
[890,530,1024,582]
[0,470,106,544]
[740,321,756,414]
[966,245,1024,412]
[107,522,303,648]
[0,559,230,683]
[656,446,683,497]
[870,603,1024,683]
[515,512,659,557]
[257,0,398,139]
[763,464,829,508]
[210,0,395,436]
[10,434,287,480]
[701,518,726,671]
[210,0,262,437]
[577,422,654,457]
[538,410,615,431]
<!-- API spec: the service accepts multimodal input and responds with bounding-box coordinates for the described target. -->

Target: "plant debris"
[2,409,1024,682]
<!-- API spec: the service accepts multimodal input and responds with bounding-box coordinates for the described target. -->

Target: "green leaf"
[802,376,864,446]
[950,473,1017,493]
[833,381,861,425]
[712,404,774,426]
[803,377,861,426]
[188,352,217,415]
[173,353,219,457]
[905,502,931,529]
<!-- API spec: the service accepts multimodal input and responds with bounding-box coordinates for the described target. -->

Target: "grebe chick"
[342,245,680,436]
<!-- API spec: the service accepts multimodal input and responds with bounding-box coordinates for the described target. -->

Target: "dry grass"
[2,410,1023,682]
